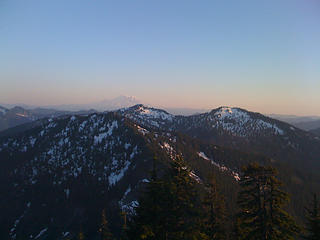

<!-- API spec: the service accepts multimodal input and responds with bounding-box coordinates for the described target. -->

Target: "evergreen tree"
[165,156,207,240]
[304,193,320,240]
[99,209,113,240]
[202,175,226,240]
[127,156,168,239]
[127,156,207,240]
[237,162,300,240]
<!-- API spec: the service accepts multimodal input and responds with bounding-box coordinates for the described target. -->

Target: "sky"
[0,0,319,115]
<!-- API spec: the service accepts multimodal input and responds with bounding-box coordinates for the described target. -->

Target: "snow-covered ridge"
[137,106,173,121]
[124,104,173,121]
[209,106,284,136]
[119,105,285,137]
[120,104,174,128]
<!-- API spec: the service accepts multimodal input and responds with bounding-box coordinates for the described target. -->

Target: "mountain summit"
[119,104,320,171]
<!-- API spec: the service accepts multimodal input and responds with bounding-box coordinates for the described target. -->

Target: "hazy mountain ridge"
[269,114,320,132]
[293,119,320,131]
[0,105,97,132]
[268,114,320,124]
[0,106,37,132]
[1,96,141,112]
[0,95,140,132]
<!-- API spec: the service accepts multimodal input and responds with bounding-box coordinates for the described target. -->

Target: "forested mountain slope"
[0,106,319,239]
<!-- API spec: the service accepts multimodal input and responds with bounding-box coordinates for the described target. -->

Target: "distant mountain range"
[0,106,96,132]
[1,96,141,112]
[3,96,320,131]
[0,96,210,132]
[0,106,37,132]
[268,113,320,124]
[269,114,320,134]
[0,96,142,131]
[292,119,320,131]
[0,104,319,239]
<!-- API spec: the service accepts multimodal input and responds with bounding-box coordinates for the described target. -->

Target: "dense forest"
[70,157,319,240]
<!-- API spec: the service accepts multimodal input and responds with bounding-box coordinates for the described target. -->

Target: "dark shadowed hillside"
[0,108,319,239]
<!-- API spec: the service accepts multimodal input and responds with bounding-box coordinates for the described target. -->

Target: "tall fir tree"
[165,156,207,240]
[127,156,169,240]
[202,175,226,240]
[99,209,113,240]
[127,156,208,240]
[237,162,300,240]
[304,193,320,240]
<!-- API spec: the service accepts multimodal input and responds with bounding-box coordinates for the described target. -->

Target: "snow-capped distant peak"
[83,95,142,111]
[108,95,140,105]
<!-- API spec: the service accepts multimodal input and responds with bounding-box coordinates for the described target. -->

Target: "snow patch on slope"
[108,160,131,186]
[138,106,173,121]
[94,120,118,144]
[136,125,149,135]
[214,107,248,120]
[198,151,210,161]
[121,105,174,129]
[198,152,240,181]
[34,228,48,239]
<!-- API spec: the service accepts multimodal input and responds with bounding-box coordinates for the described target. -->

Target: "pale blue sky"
[0,0,319,115]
